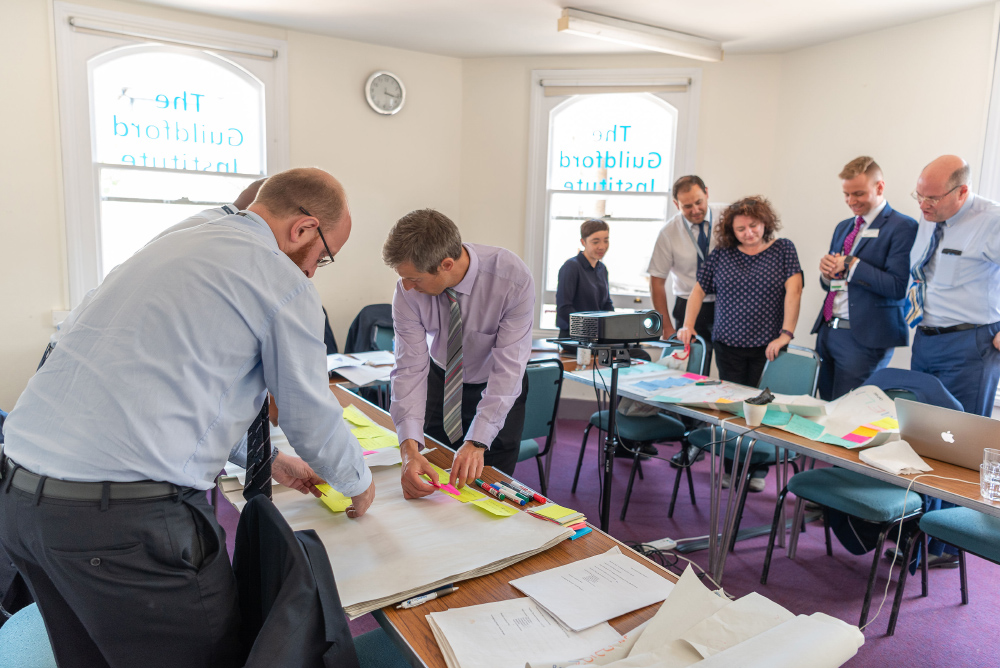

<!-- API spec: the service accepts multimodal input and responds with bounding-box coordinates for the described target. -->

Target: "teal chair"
[0,603,57,668]
[516,358,564,496]
[887,507,1000,634]
[354,627,412,668]
[571,336,708,520]
[676,345,820,534]
[372,325,394,353]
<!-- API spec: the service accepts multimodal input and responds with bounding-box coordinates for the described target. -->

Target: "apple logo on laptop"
[941,431,955,444]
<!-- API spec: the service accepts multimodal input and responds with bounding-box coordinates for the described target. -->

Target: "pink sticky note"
[362,450,378,456]
[682,373,708,380]
[440,484,460,495]
[842,433,868,444]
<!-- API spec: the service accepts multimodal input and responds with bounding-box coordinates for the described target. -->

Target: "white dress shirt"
[4,212,371,495]
[647,204,728,302]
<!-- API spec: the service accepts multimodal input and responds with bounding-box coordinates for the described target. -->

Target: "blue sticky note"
[762,409,792,427]
[785,414,825,440]
[570,527,593,540]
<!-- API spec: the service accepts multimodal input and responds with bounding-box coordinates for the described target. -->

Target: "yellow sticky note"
[367,434,400,450]
[351,425,388,440]
[442,485,487,503]
[471,497,519,517]
[427,463,451,486]
[872,417,899,430]
[854,426,878,438]
[534,504,578,521]
[715,398,734,404]
[342,405,375,428]
[316,484,352,512]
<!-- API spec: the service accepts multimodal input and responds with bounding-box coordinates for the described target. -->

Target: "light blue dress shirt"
[3,212,371,496]
[910,194,1000,328]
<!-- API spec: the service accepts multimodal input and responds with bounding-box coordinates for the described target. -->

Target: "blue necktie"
[696,223,709,269]
[904,222,946,327]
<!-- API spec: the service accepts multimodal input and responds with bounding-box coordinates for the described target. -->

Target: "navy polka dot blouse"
[696,238,802,348]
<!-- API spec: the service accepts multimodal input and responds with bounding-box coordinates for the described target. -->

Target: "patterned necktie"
[904,221,946,327]
[696,222,709,270]
[822,216,865,322]
[442,288,465,446]
[243,399,272,501]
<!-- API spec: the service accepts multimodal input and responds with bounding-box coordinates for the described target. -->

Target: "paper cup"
[743,401,767,427]
[576,347,592,367]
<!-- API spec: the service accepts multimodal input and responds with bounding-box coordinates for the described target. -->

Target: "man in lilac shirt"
[382,209,534,495]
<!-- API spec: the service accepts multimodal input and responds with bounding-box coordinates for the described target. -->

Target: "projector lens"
[643,313,662,336]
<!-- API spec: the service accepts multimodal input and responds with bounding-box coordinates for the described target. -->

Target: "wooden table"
[328,385,674,668]
[562,364,998,584]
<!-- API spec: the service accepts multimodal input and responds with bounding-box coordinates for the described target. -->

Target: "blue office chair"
[676,345,820,536]
[372,325,394,353]
[761,368,961,632]
[516,358,564,496]
[887,507,1000,634]
[0,603,57,668]
[571,335,708,521]
[354,628,412,668]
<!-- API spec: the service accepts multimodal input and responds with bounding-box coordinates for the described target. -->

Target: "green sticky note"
[649,395,682,403]
[818,433,863,449]
[762,409,792,427]
[534,504,579,520]
[785,414,825,440]
[316,484,352,512]
[471,497,519,517]
[351,425,388,440]
[342,405,375,428]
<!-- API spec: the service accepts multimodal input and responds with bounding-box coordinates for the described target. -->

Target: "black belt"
[918,323,977,336]
[1,457,180,502]
[825,317,850,330]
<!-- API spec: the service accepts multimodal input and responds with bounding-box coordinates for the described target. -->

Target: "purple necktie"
[822,216,864,322]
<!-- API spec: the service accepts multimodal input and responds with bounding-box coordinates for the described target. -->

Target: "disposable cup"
[576,347,592,367]
[980,463,1000,502]
[743,401,768,428]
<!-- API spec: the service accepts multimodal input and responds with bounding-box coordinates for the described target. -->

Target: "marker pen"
[474,479,505,500]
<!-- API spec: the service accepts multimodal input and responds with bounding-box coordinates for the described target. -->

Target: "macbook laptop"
[896,398,998,471]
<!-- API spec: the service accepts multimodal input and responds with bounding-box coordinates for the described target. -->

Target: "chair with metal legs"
[515,358,564,496]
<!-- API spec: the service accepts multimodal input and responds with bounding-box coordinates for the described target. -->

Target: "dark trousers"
[815,325,892,401]
[714,342,768,478]
[673,297,715,371]
[424,363,529,476]
[911,322,1000,417]
[0,477,241,668]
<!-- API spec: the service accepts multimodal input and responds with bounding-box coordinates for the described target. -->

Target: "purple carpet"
[217,418,1000,666]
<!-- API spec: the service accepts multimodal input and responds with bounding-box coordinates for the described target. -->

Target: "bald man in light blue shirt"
[907,155,1000,416]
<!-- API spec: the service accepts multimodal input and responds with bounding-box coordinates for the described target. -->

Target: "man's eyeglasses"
[911,184,962,205]
[299,206,334,267]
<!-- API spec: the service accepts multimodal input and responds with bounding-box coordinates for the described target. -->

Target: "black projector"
[569,310,663,344]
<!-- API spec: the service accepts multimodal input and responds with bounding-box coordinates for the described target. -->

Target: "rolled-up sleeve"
[389,284,431,445]
[259,282,371,498]
[467,277,535,446]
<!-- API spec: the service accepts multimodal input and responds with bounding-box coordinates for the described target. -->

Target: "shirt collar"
[575,251,599,271]
[451,243,479,295]
[862,199,888,226]
[229,210,281,253]
[942,193,976,227]
[684,207,712,230]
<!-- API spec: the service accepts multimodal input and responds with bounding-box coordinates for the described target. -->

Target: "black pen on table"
[396,584,459,609]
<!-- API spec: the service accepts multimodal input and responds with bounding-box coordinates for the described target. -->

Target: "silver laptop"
[896,398,998,471]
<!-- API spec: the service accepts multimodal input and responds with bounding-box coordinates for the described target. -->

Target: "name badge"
[860,229,879,238]
[830,279,847,292]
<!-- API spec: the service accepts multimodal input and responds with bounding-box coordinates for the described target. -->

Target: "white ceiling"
[131,0,993,58]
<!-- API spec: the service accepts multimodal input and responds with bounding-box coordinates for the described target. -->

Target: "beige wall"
[0,0,462,409]
[460,5,995,370]
[0,1,995,408]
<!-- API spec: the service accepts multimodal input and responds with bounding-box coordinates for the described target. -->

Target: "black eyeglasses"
[299,206,334,267]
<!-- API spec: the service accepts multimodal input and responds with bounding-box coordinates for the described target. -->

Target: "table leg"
[777,448,789,549]
[715,436,756,584]
[707,424,721,578]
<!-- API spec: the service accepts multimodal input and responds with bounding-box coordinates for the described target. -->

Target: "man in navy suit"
[812,156,918,400]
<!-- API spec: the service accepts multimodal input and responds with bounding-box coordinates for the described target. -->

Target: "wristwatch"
[470,441,488,449]
[780,329,795,340]
[844,255,857,271]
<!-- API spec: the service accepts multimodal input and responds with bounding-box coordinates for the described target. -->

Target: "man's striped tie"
[243,399,273,501]
[904,221,946,327]
[442,288,465,446]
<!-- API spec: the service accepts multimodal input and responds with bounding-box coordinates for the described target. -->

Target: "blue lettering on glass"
[228,128,243,147]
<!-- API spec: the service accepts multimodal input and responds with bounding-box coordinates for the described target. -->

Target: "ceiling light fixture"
[557,8,723,62]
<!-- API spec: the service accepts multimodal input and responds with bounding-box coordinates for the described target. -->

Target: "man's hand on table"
[399,439,439,499]
[347,480,375,518]
[272,451,325,497]
[450,442,486,489]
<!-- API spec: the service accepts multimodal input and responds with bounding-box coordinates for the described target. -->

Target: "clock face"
[365,71,405,115]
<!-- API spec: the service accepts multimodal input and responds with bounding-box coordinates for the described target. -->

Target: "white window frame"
[524,68,701,334]
[53,1,289,309]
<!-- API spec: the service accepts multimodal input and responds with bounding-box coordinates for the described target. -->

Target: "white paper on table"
[427,597,622,668]
[349,350,396,366]
[363,447,402,467]
[335,364,393,387]
[768,394,829,417]
[822,386,897,439]
[525,621,649,668]
[860,439,932,475]
[509,547,674,632]
[680,592,794,659]
[690,613,864,668]
[629,566,730,657]
[327,353,365,372]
